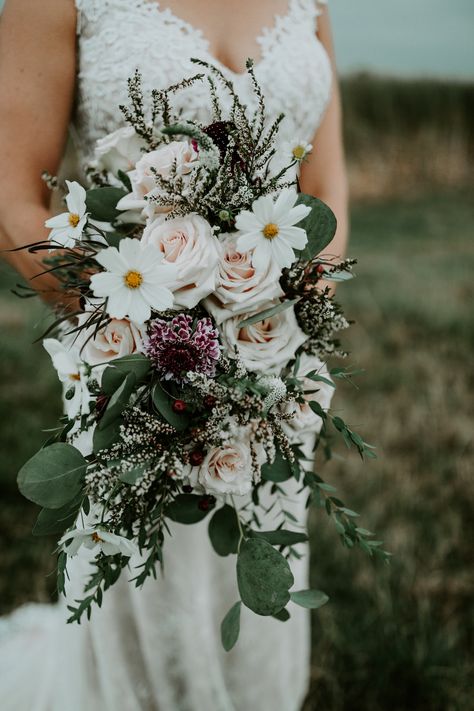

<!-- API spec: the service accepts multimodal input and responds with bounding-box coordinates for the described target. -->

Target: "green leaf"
[295,194,337,260]
[237,538,294,616]
[18,443,86,509]
[112,353,151,382]
[273,608,291,622]
[305,371,335,388]
[249,529,308,546]
[101,366,127,396]
[290,589,329,609]
[85,186,127,222]
[152,383,189,431]
[33,495,83,536]
[99,372,136,430]
[208,505,240,556]
[238,299,300,328]
[321,270,353,282]
[166,494,210,524]
[309,401,327,419]
[93,417,122,454]
[221,601,241,651]
[260,450,293,483]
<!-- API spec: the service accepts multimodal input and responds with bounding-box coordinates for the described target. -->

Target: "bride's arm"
[0,0,77,305]
[299,7,349,267]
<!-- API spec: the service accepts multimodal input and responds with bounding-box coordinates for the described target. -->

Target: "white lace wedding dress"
[0,1,332,709]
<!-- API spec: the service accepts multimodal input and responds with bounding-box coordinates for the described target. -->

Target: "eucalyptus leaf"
[295,194,337,260]
[85,187,127,222]
[99,372,136,430]
[18,443,86,509]
[112,353,151,382]
[101,366,127,396]
[272,608,291,622]
[152,383,189,431]
[321,270,353,282]
[221,601,241,651]
[249,529,308,546]
[33,495,83,536]
[290,589,329,610]
[166,494,210,525]
[93,417,122,454]
[209,505,241,556]
[237,538,294,616]
[260,450,293,483]
[238,299,300,328]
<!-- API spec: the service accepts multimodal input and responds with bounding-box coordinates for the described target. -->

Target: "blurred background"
[0,1,473,710]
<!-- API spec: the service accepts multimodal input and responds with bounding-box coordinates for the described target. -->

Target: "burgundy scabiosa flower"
[145,313,221,383]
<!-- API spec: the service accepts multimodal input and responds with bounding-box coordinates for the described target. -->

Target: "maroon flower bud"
[95,393,109,419]
[203,395,216,409]
[189,450,205,466]
[182,484,193,494]
[198,495,216,512]
[172,399,187,413]
[316,264,326,275]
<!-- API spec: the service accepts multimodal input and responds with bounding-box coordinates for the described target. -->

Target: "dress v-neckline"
[146,0,296,77]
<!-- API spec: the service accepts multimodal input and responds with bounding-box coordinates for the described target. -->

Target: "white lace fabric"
[0,2,332,709]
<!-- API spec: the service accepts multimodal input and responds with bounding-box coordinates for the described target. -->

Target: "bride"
[0,1,348,709]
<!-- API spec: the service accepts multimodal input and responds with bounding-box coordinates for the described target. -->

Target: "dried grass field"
[0,76,473,711]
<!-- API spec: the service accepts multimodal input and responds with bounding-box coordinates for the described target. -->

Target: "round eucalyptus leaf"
[166,494,211,525]
[18,443,86,509]
[290,589,329,609]
[221,601,241,652]
[209,505,240,556]
[237,538,294,616]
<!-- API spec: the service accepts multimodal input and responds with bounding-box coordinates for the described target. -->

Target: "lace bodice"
[73,0,332,162]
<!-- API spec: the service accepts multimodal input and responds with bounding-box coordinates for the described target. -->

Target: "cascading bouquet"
[16,60,388,650]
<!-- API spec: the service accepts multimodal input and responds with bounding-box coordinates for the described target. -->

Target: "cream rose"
[204,234,285,324]
[193,442,254,496]
[219,301,307,373]
[94,126,146,174]
[117,140,198,218]
[281,352,334,441]
[76,314,146,366]
[141,213,220,309]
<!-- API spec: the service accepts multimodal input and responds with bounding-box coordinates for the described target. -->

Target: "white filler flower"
[58,528,138,558]
[90,238,177,323]
[45,180,88,248]
[235,188,310,271]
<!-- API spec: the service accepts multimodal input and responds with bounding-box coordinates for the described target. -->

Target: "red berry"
[189,450,205,466]
[203,395,216,408]
[198,495,216,512]
[182,484,193,494]
[172,399,187,413]
[316,264,326,274]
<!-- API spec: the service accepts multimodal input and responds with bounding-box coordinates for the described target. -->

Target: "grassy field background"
[0,77,473,710]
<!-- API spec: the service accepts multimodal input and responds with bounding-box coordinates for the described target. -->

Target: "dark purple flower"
[145,314,221,383]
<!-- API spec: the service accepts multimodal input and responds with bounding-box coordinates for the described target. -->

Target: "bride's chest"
[74,0,332,154]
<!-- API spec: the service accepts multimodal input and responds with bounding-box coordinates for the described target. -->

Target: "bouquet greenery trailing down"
[15,60,388,650]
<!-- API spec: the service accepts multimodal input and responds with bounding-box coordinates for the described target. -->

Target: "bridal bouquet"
[16,61,386,650]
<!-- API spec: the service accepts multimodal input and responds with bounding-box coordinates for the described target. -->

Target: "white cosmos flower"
[58,527,138,558]
[235,188,310,271]
[43,338,93,423]
[90,238,177,323]
[45,181,88,248]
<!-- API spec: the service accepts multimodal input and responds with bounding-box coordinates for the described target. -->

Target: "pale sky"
[330,0,474,78]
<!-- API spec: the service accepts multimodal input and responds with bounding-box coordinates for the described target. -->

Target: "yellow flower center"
[68,213,80,227]
[91,532,103,543]
[69,372,81,381]
[262,223,279,240]
[292,144,306,160]
[124,270,143,289]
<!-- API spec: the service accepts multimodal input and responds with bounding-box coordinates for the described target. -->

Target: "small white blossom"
[286,140,313,163]
[90,237,177,323]
[235,188,310,271]
[45,181,88,248]
[58,527,138,558]
[43,338,93,423]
